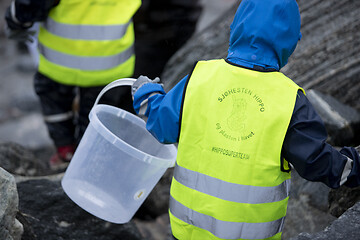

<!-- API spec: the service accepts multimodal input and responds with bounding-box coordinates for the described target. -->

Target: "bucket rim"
[89,104,176,168]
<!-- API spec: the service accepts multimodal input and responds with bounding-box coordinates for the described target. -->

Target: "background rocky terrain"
[1,0,360,240]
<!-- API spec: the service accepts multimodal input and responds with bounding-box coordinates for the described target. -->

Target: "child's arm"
[283,90,360,188]
[132,75,189,144]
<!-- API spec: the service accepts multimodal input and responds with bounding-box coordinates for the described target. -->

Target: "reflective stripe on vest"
[38,42,134,71]
[174,162,291,204]
[170,196,285,240]
[37,0,140,87]
[43,17,131,41]
[170,59,302,240]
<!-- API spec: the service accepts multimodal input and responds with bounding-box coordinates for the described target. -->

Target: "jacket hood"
[227,0,301,70]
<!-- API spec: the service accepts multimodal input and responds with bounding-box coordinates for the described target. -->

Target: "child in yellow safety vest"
[131,0,360,239]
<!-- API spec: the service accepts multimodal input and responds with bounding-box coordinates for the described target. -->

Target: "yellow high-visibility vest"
[37,0,141,87]
[170,59,303,240]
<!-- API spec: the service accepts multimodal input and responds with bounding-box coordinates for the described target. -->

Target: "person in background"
[133,0,202,79]
[131,0,360,239]
[5,0,141,170]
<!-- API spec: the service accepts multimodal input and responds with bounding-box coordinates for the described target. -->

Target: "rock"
[289,201,360,240]
[328,145,360,218]
[283,0,360,113]
[306,89,360,146]
[283,194,336,240]
[282,170,337,239]
[0,142,49,176]
[328,185,360,218]
[17,179,144,240]
[290,170,331,212]
[133,213,172,240]
[0,167,23,240]
[162,0,360,116]
[136,168,174,219]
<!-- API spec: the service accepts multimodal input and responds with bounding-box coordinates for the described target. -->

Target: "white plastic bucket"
[61,78,177,224]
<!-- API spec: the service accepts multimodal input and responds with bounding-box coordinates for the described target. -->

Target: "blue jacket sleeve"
[132,75,188,144]
[282,91,360,188]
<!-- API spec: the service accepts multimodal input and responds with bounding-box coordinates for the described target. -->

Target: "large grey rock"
[0,167,23,240]
[289,201,360,240]
[282,171,336,239]
[283,0,360,113]
[306,89,360,146]
[17,179,144,240]
[162,0,360,115]
[283,193,336,240]
[290,171,331,212]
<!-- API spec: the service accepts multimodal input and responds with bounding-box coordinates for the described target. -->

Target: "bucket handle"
[93,78,136,108]
[92,77,177,168]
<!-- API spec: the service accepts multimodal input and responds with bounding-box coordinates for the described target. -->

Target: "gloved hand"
[12,0,60,23]
[4,0,59,42]
[131,75,161,99]
[4,6,36,42]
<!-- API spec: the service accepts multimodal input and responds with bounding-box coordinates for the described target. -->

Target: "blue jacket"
[133,0,360,188]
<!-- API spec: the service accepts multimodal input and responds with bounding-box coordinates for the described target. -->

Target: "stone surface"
[306,89,360,146]
[289,202,360,240]
[162,0,360,116]
[328,185,360,218]
[283,194,337,240]
[133,214,172,240]
[0,142,49,177]
[283,0,360,113]
[328,145,360,218]
[283,171,337,239]
[17,179,143,240]
[0,167,23,240]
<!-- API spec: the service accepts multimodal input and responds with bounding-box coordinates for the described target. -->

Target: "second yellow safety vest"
[37,0,141,87]
[170,59,303,240]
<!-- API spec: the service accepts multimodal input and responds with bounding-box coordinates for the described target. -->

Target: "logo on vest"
[215,87,265,142]
[227,96,247,132]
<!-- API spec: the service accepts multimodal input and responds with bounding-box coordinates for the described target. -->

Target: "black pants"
[34,72,134,147]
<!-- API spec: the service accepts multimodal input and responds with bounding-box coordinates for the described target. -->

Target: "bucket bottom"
[62,179,136,224]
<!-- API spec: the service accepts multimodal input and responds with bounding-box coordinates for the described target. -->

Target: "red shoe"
[49,145,76,171]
